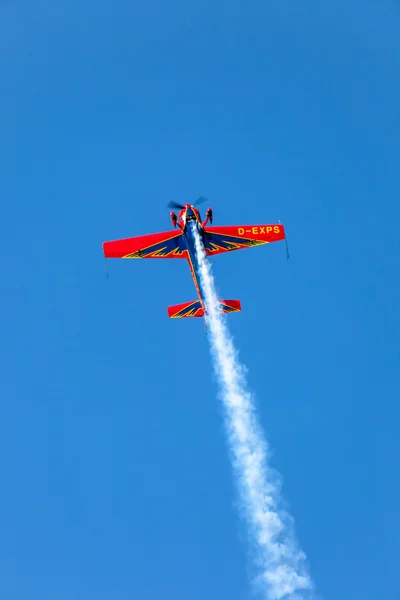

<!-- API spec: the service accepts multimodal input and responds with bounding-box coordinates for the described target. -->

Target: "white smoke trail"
[192,225,315,600]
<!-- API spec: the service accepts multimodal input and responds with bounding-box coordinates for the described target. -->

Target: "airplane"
[102,198,287,319]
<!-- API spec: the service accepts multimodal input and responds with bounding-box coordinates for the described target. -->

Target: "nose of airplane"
[185,204,194,215]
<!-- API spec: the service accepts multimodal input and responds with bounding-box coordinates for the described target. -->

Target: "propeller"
[167,196,208,210]
[194,196,208,206]
[167,200,185,210]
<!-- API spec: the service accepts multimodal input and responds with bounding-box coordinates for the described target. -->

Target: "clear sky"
[1,1,399,599]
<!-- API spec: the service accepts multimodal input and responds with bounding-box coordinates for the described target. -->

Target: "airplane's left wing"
[103,230,187,258]
[203,224,285,256]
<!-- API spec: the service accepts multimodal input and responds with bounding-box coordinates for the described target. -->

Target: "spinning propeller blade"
[167,197,208,210]
[194,196,208,207]
[167,201,185,210]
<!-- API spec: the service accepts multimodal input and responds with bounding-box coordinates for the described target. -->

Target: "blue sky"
[1,1,399,599]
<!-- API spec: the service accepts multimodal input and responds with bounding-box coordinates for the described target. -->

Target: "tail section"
[219,299,242,314]
[168,299,241,319]
[168,300,204,318]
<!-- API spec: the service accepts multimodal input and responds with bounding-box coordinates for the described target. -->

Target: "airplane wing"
[103,230,187,258]
[203,224,285,256]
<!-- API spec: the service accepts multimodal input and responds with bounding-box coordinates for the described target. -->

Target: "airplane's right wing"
[203,224,285,256]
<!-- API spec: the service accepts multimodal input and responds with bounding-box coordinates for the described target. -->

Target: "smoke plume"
[192,223,315,600]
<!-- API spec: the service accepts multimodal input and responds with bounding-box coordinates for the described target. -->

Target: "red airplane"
[102,198,287,319]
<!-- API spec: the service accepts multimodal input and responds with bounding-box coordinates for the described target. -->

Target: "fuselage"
[179,206,208,311]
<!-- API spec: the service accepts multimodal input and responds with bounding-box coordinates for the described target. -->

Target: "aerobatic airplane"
[102,198,286,319]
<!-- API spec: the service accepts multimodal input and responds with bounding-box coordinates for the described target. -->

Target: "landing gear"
[203,207,213,227]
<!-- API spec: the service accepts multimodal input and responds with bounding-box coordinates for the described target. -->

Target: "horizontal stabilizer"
[168,299,242,318]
